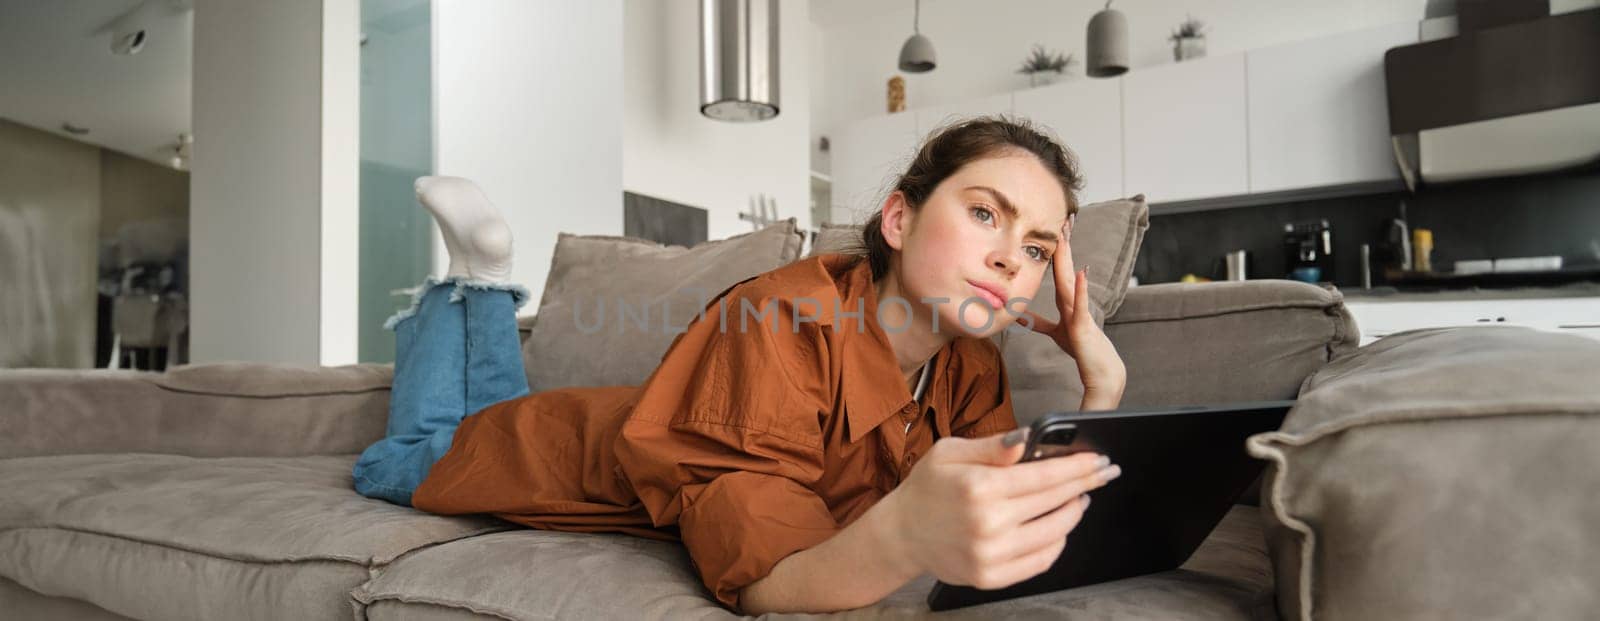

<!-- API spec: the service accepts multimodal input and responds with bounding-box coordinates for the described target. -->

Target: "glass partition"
[358,0,433,363]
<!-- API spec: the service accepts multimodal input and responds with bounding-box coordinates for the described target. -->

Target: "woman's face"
[882,151,1071,339]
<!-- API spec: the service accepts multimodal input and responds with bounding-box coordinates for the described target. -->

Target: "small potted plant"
[1169,15,1207,62]
[1017,44,1077,87]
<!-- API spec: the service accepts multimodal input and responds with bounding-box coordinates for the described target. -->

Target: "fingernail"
[1002,428,1028,447]
[1095,454,1110,469]
[1082,495,1092,509]
[1100,464,1122,482]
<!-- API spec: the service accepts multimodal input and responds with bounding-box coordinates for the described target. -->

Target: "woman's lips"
[967,281,1005,309]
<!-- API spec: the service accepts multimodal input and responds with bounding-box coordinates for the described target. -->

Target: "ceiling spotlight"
[111,28,147,55]
[96,0,193,56]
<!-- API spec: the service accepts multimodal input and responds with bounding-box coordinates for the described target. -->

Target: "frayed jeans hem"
[383,276,532,331]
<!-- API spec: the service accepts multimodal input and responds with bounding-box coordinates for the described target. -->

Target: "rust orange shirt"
[412,253,1017,610]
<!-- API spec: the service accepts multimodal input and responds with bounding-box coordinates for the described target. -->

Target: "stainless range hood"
[1384,5,1600,191]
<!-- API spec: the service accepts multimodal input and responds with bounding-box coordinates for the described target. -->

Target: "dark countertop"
[1341,281,1600,302]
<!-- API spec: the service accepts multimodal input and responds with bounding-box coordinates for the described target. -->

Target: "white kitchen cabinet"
[1123,53,1249,204]
[914,93,1014,140]
[1247,21,1418,194]
[1013,78,1125,205]
[830,111,919,225]
[1344,297,1600,346]
[831,24,1427,219]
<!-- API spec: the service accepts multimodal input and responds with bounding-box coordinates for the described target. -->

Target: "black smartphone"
[1021,417,1087,463]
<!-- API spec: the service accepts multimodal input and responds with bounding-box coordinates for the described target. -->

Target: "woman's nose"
[989,248,1020,273]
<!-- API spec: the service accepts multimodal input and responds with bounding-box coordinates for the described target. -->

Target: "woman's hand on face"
[878,429,1119,590]
[1019,215,1127,395]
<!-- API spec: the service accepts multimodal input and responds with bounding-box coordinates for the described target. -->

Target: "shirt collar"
[825,255,950,443]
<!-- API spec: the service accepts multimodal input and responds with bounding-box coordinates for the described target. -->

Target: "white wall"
[433,1,623,315]
[191,0,360,365]
[813,0,1429,153]
[808,19,829,175]
[622,0,812,243]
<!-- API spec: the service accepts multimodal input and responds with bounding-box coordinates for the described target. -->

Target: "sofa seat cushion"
[354,504,1273,620]
[0,453,511,621]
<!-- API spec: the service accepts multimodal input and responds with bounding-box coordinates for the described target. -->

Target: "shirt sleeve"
[949,339,1019,439]
[615,290,837,611]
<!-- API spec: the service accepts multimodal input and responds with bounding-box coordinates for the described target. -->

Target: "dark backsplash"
[1134,167,1600,287]
[623,191,708,248]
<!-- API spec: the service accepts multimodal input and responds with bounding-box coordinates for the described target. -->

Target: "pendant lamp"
[1087,1,1129,77]
[898,0,936,73]
[701,0,780,122]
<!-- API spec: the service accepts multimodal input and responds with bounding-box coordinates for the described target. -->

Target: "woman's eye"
[970,206,994,224]
[1025,246,1050,263]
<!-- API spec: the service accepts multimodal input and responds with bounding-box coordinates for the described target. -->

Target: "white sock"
[414,176,514,283]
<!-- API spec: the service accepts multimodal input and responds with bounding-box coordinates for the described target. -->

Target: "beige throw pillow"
[522,219,805,391]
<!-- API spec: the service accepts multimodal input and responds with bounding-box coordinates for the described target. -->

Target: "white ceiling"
[0,0,192,167]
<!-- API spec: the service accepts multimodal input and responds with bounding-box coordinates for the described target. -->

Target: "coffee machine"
[1283,219,1334,283]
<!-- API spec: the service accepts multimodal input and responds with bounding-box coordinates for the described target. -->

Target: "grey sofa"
[7,211,1596,619]
[0,275,1356,620]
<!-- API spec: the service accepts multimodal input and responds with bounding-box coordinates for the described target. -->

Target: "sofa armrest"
[1246,327,1600,620]
[1104,280,1358,407]
[0,362,392,459]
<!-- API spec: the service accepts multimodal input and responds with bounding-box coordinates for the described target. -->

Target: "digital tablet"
[926,400,1295,611]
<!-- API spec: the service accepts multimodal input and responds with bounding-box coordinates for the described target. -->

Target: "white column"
[190,0,360,365]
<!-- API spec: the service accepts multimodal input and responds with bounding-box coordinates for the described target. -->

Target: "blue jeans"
[352,276,532,506]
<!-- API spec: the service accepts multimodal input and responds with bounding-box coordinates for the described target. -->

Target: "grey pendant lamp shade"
[700,0,780,122]
[898,0,936,73]
[1086,3,1129,77]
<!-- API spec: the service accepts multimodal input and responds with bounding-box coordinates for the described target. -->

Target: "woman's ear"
[880,191,913,252]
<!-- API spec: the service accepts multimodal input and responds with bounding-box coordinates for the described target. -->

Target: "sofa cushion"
[1097,280,1357,410]
[0,363,393,459]
[0,453,510,621]
[1008,276,1353,428]
[1,575,138,621]
[353,504,1272,620]
[522,219,805,391]
[806,222,861,259]
[1246,327,1600,621]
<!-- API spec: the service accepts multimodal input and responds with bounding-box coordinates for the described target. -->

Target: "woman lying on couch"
[351,117,1127,614]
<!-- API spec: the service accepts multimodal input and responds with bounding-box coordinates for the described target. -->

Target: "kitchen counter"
[1340,281,1600,302]
[1337,283,1600,345]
